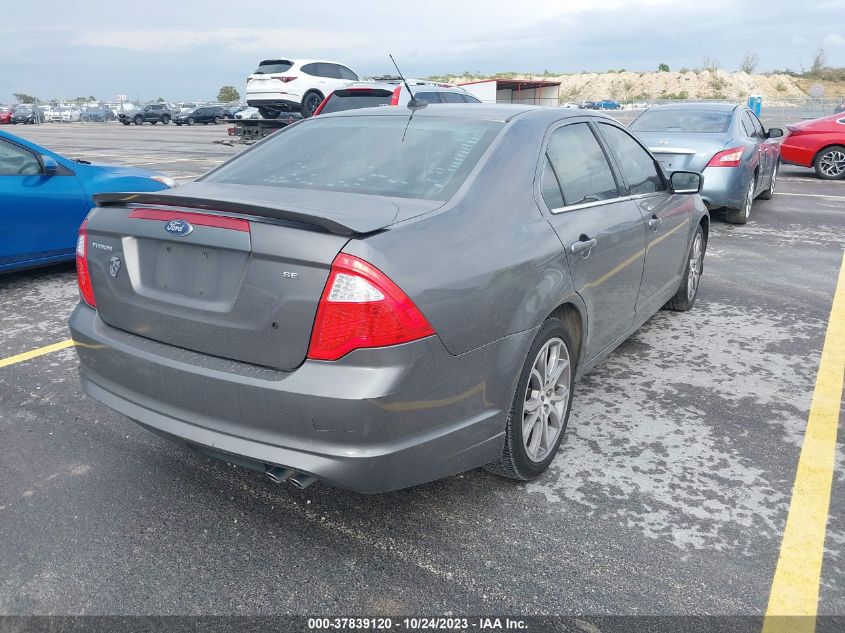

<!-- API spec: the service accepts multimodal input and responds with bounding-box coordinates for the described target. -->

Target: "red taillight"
[313,92,332,116]
[707,146,744,168]
[307,254,435,361]
[76,219,96,307]
[389,86,402,106]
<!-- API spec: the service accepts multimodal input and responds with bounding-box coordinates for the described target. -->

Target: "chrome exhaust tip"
[289,473,318,490]
[265,466,295,484]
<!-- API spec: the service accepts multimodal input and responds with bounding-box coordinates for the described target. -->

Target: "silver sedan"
[630,103,783,224]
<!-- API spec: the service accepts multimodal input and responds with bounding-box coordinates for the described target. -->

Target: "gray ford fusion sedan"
[69,104,708,493]
[630,103,783,224]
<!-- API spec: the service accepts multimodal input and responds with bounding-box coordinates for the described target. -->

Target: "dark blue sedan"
[0,130,174,273]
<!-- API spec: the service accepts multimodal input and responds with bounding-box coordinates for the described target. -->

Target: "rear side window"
[301,63,319,76]
[337,66,358,80]
[254,60,294,74]
[740,112,756,137]
[441,92,465,103]
[317,63,341,78]
[462,94,481,103]
[598,123,666,195]
[320,89,394,114]
[546,123,619,206]
[204,116,503,201]
[540,156,564,209]
[414,92,442,103]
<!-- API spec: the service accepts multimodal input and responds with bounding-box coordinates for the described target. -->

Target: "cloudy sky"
[1,0,843,103]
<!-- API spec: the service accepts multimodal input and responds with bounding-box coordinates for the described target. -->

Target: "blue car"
[0,130,174,273]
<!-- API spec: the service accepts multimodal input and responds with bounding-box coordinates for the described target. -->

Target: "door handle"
[647,215,662,231]
[570,237,597,256]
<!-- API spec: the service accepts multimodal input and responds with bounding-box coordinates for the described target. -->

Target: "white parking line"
[777,192,845,200]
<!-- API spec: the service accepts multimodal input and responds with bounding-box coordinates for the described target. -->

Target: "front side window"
[316,63,341,79]
[749,112,766,137]
[598,123,666,195]
[546,123,619,206]
[0,140,42,176]
[204,116,503,201]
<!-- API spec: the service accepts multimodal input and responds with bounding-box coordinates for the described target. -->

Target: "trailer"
[223,113,303,144]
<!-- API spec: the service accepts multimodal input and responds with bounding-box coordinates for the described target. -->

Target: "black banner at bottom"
[0,616,843,633]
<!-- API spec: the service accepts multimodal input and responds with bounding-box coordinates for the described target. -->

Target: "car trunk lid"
[85,185,439,370]
[637,132,733,172]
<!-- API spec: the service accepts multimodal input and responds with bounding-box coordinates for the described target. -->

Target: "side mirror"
[42,155,60,176]
[767,128,784,139]
[670,171,702,194]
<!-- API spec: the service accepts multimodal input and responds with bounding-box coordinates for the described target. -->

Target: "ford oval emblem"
[164,219,193,236]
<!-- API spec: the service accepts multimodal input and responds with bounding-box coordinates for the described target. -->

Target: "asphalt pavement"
[0,123,843,623]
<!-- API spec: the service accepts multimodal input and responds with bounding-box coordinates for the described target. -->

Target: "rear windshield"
[254,60,294,74]
[320,89,394,114]
[631,110,732,133]
[204,116,503,201]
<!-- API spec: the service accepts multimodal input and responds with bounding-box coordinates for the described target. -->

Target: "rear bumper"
[69,305,530,492]
[699,166,749,210]
[246,97,303,111]
[779,142,814,168]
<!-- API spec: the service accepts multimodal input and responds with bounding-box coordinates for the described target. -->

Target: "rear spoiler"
[93,191,364,237]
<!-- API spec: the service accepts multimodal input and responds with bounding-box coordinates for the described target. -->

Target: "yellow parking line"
[0,339,76,369]
[762,251,845,633]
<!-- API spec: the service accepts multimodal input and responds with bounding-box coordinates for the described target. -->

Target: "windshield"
[204,115,503,201]
[14,106,33,113]
[254,60,294,75]
[631,110,732,133]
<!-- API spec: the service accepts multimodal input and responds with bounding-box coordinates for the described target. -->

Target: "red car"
[0,107,11,124]
[781,113,845,179]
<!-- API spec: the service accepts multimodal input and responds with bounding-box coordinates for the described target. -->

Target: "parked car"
[0,106,11,124]
[313,80,480,115]
[59,107,82,123]
[118,104,174,125]
[597,100,622,110]
[246,58,360,119]
[630,103,782,223]
[779,113,845,180]
[82,108,114,122]
[69,104,708,493]
[234,106,261,120]
[560,102,580,109]
[11,105,42,124]
[0,130,174,273]
[173,106,227,126]
[225,105,247,118]
[579,101,597,109]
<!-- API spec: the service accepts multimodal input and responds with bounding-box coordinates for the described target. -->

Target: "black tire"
[161,116,170,125]
[151,120,157,124]
[121,120,130,126]
[814,145,845,180]
[300,91,324,118]
[725,176,756,224]
[133,115,143,125]
[213,116,222,124]
[175,123,181,126]
[257,106,281,119]
[665,224,705,312]
[187,117,194,126]
[485,317,576,481]
[759,162,777,200]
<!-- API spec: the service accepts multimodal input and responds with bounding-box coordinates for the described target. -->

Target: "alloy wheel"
[522,337,571,463]
[687,232,703,302]
[744,179,755,220]
[769,164,778,195]
[819,150,845,178]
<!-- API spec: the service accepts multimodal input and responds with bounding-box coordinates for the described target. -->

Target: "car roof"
[343,79,467,92]
[644,102,738,112]
[315,103,618,124]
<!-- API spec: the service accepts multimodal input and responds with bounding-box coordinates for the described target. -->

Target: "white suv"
[246,58,359,119]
